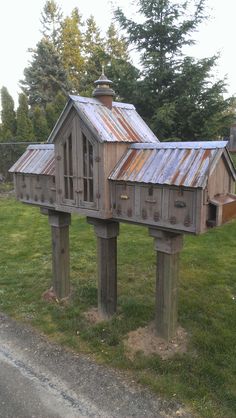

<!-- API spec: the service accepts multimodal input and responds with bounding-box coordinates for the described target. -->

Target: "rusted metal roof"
[109,141,233,188]
[70,96,159,143]
[9,144,55,176]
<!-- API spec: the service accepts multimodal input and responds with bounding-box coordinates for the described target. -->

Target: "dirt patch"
[124,323,188,360]
[41,287,71,306]
[83,307,108,324]
[42,287,58,303]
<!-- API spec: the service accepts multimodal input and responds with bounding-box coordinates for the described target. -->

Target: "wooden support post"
[149,228,183,341]
[46,210,71,299]
[87,217,119,318]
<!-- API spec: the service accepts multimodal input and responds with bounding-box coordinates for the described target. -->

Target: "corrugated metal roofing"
[130,141,228,149]
[9,144,55,176]
[109,141,231,188]
[70,96,159,144]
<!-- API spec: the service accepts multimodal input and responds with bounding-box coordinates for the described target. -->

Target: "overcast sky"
[0,0,235,106]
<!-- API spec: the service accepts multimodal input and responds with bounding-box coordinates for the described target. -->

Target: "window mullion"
[66,140,70,198]
[87,139,90,201]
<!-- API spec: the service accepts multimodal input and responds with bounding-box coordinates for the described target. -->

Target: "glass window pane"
[63,142,67,175]
[64,178,68,199]
[83,134,87,176]
[68,134,73,176]
[89,142,93,177]
[82,133,94,203]
[69,177,73,200]
[89,179,93,202]
[84,179,88,201]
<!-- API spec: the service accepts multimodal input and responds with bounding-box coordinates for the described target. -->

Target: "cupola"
[92,67,115,109]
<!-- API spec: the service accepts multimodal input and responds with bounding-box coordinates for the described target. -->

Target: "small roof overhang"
[9,144,55,176]
[109,141,236,188]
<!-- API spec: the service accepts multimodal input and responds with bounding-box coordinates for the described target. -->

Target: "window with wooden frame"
[82,133,94,202]
[63,133,74,200]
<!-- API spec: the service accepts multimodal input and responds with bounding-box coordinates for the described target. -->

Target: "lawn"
[0,195,235,418]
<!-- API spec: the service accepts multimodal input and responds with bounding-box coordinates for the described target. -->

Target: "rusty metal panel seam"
[109,144,226,188]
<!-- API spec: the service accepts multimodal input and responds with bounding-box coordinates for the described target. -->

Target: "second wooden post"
[87,217,119,318]
[149,228,183,341]
[48,210,71,299]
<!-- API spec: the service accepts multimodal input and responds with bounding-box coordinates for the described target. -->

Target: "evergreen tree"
[105,23,139,103]
[59,8,85,94]
[53,91,67,119]
[45,102,57,131]
[83,15,104,57]
[32,106,49,142]
[21,38,70,108]
[0,87,16,140]
[106,23,129,60]
[45,91,67,131]
[40,0,62,47]
[16,93,34,141]
[80,16,106,96]
[115,0,235,140]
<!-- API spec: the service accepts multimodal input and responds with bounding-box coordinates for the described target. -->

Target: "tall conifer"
[16,94,34,141]
[32,106,49,142]
[1,87,16,140]
[115,0,235,140]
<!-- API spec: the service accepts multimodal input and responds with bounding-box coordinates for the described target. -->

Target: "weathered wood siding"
[208,157,232,198]
[99,142,128,218]
[110,181,198,234]
[15,173,56,207]
[198,155,236,231]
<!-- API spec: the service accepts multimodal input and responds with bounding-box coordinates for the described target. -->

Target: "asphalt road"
[0,313,193,417]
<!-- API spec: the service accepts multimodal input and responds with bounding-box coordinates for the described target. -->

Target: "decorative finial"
[102,64,105,75]
[92,68,115,109]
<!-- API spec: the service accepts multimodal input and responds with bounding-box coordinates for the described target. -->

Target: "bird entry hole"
[148,186,153,197]
[207,203,217,227]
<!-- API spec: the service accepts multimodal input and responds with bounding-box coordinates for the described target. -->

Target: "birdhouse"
[10,73,236,234]
[109,141,236,234]
[9,72,236,341]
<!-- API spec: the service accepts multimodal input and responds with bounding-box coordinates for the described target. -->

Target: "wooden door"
[76,121,99,211]
[58,117,77,207]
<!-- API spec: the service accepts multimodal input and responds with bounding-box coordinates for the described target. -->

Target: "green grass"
[0,196,236,418]
[0,182,14,192]
[230,153,236,167]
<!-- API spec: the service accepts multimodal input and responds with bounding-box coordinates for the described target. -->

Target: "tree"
[32,106,49,142]
[106,23,129,60]
[16,93,34,141]
[80,16,106,96]
[150,55,236,140]
[0,87,16,140]
[53,91,67,119]
[21,38,70,108]
[45,102,57,132]
[59,8,85,94]
[105,23,139,103]
[40,0,62,47]
[115,0,235,140]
